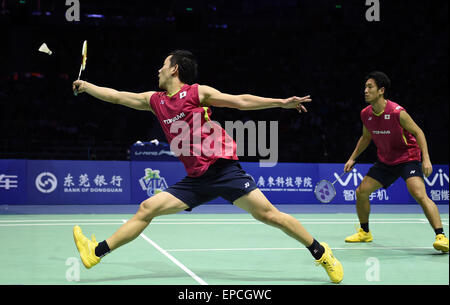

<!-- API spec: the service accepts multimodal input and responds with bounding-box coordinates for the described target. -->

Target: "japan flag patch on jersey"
[180,91,187,99]
[384,114,390,120]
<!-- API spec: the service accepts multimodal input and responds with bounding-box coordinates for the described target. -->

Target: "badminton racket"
[314,165,354,203]
[74,40,87,96]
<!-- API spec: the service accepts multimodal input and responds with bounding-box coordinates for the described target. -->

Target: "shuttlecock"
[38,43,52,55]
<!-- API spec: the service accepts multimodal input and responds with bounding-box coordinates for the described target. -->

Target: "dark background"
[0,0,448,164]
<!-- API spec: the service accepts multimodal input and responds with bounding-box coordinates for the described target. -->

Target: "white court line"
[120,219,208,286]
[0,218,447,223]
[2,221,448,227]
[144,220,447,225]
[0,222,124,227]
[154,218,449,221]
[0,220,448,227]
[0,219,124,223]
[166,246,437,253]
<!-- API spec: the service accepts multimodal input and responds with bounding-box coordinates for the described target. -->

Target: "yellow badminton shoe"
[345,228,373,243]
[73,225,101,269]
[433,234,449,253]
[315,242,344,284]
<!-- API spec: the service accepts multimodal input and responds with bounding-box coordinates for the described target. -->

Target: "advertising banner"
[129,161,449,205]
[129,141,178,161]
[241,162,319,204]
[0,159,448,205]
[130,161,187,204]
[26,160,131,204]
[246,162,449,204]
[423,165,450,204]
[317,163,411,204]
[0,159,27,204]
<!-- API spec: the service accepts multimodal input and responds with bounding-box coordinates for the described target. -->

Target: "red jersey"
[149,84,238,177]
[361,100,421,165]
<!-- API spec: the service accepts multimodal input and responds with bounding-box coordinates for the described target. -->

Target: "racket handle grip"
[74,76,81,96]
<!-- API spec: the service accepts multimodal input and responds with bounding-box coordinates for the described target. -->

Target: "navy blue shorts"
[367,160,423,188]
[164,158,258,211]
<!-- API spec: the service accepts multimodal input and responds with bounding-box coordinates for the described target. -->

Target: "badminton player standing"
[344,71,449,253]
[72,50,344,283]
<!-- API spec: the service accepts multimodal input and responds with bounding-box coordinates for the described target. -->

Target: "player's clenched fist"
[73,80,87,94]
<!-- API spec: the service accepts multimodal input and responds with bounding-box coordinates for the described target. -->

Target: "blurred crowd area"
[0,0,448,163]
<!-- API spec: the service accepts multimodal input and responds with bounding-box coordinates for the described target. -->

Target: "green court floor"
[0,213,448,285]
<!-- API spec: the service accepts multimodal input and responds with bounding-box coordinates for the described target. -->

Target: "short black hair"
[168,50,198,84]
[365,71,391,96]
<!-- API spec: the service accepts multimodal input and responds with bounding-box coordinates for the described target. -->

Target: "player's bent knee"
[409,189,428,204]
[137,195,169,221]
[253,210,282,227]
[136,200,155,222]
[355,186,369,199]
[251,212,267,223]
[137,192,189,221]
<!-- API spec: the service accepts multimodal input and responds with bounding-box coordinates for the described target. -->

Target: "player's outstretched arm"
[198,85,311,112]
[399,110,432,177]
[344,125,372,172]
[72,80,155,112]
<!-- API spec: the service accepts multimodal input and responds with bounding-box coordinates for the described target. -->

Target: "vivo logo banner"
[423,167,449,202]
[333,168,365,187]
[318,164,449,204]
[424,169,449,187]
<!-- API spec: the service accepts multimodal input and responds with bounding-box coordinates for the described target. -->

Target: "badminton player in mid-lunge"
[72,50,343,283]
[343,71,448,253]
